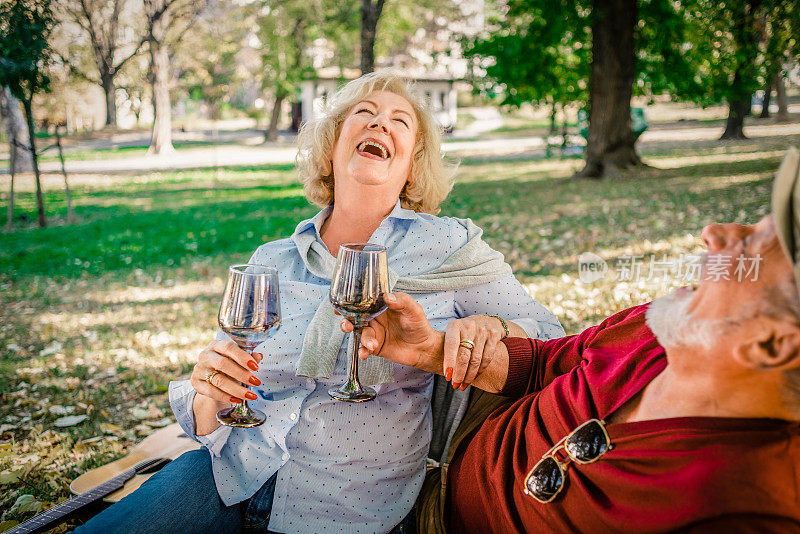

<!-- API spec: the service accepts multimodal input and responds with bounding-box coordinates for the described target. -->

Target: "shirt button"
[282,452,290,461]
[306,378,315,387]
[289,413,298,421]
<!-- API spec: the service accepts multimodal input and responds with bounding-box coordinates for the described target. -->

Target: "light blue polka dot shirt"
[169,201,564,533]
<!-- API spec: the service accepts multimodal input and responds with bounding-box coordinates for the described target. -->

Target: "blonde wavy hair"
[295,70,455,215]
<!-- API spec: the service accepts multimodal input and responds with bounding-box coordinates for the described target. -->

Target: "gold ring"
[204,370,220,385]
[459,340,475,351]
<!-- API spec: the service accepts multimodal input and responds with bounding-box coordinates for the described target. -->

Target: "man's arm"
[351,292,600,397]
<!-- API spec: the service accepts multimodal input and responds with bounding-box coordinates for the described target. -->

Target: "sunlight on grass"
[649,149,788,168]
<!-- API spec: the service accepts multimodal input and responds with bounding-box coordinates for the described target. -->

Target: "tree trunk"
[360,0,385,74]
[21,98,46,228]
[775,72,789,122]
[290,101,302,133]
[720,0,761,140]
[720,97,750,139]
[0,87,33,173]
[759,76,772,118]
[147,39,173,154]
[265,91,286,142]
[6,140,14,231]
[101,71,117,128]
[55,128,75,223]
[575,0,640,179]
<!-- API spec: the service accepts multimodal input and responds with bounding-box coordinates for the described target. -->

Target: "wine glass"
[216,264,281,427]
[328,243,390,402]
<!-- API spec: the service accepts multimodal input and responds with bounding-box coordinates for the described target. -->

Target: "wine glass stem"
[233,399,253,417]
[347,326,364,389]
[234,347,257,416]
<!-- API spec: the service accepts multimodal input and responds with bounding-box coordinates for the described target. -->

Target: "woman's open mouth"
[356,139,391,160]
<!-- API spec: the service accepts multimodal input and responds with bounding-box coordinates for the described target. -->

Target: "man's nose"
[701,223,749,251]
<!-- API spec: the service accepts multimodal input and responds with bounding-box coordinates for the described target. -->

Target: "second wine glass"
[217,264,281,427]
[328,243,390,402]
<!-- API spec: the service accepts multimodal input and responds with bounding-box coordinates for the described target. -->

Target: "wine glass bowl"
[328,244,390,402]
[216,264,281,427]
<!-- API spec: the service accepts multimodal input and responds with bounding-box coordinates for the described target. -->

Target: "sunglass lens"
[525,456,564,502]
[565,420,609,463]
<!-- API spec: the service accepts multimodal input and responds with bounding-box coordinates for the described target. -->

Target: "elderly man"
[343,148,800,532]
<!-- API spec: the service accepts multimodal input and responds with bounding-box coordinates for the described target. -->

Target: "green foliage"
[256,0,320,100]
[178,1,252,118]
[761,0,800,76]
[675,0,763,106]
[465,0,590,107]
[0,0,55,103]
[635,0,705,101]
[318,0,360,72]
[374,0,460,61]
[465,0,798,111]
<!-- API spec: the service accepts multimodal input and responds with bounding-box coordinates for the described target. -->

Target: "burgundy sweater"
[447,305,800,533]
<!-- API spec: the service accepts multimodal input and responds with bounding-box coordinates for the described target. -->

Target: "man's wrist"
[419,331,446,375]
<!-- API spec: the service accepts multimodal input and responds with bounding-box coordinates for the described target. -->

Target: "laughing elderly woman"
[74,70,564,534]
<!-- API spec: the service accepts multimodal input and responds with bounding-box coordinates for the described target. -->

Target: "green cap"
[772,147,800,294]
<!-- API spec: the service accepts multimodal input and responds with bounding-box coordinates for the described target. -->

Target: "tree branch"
[51,50,100,85]
[112,37,147,73]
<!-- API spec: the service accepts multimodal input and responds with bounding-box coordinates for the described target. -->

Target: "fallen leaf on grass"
[131,406,162,420]
[48,405,76,416]
[147,417,173,428]
[39,342,63,357]
[134,424,152,436]
[53,415,88,427]
[8,494,42,515]
[0,468,25,485]
[100,423,122,434]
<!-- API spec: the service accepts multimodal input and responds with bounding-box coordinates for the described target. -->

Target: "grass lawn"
[0,131,795,530]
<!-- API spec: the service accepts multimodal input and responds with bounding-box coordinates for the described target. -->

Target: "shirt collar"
[292,200,418,241]
[290,200,418,279]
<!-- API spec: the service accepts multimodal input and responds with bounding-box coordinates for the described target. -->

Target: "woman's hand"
[190,340,263,406]
[443,316,504,390]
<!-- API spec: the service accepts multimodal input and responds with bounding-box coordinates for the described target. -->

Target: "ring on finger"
[204,370,220,385]
[459,339,475,351]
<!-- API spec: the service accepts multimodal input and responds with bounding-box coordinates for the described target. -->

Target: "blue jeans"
[72,449,417,534]
[72,449,277,534]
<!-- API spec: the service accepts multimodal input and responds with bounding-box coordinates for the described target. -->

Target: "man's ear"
[733,317,800,371]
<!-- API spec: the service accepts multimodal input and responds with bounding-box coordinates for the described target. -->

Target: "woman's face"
[330,90,418,204]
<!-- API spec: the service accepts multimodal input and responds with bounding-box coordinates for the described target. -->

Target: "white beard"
[646,290,729,349]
